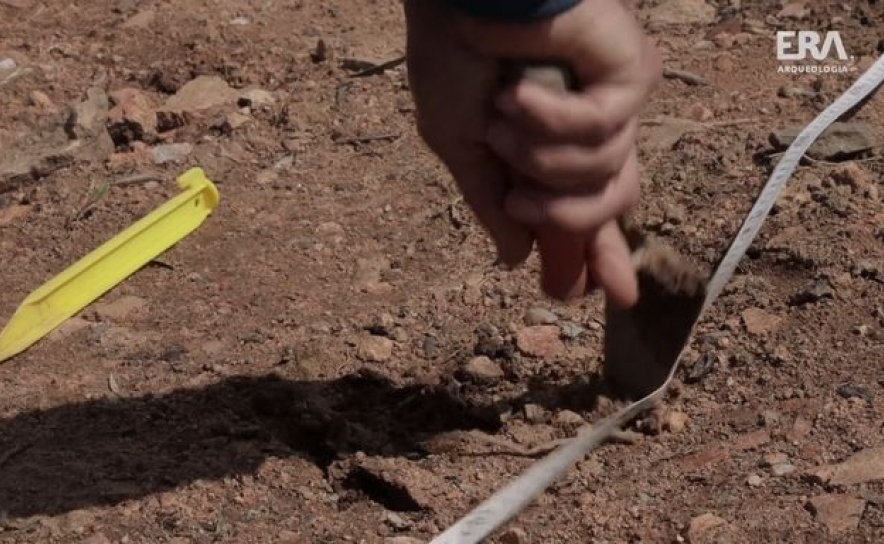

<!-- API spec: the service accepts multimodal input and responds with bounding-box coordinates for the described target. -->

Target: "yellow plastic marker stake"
[0,167,220,364]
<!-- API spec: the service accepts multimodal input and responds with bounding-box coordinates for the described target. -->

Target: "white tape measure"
[431,54,884,544]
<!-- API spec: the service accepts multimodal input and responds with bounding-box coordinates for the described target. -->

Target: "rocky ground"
[1,0,884,543]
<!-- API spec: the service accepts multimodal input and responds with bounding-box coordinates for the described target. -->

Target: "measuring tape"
[430,54,884,544]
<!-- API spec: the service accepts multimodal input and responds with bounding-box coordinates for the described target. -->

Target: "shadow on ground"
[0,368,609,519]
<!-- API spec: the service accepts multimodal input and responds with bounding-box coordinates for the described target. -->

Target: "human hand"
[404,0,662,307]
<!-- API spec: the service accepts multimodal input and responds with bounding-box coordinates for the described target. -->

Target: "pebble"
[559,321,585,340]
[238,88,276,108]
[92,295,148,321]
[789,281,834,306]
[108,87,157,144]
[523,307,558,326]
[523,403,546,424]
[809,447,884,486]
[121,9,156,29]
[685,103,713,121]
[747,474,763,487]
[29,90,54,110]
[151,143,193,164]
[516,325,565,358]
[836,382,872,402]
[772,463,797,477]
[686,513,744,543]
[383,512,412,531]
[161,75,238,113]
[229,16,250,25]
[461,356,504,382]
[647,0,716,25]
[356,335,393,363]
[762,452,789,467]
[664,410,690,433]
[805,494,866,535]
[770,122,875,161]
[384,538,423,544]
[741,308,782,335]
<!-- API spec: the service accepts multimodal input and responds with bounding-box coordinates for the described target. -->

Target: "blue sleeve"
[440,0,581,21]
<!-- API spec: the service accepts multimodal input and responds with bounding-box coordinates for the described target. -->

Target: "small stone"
[810,447,884,486]
[559,321,585,340]
[770,122,875,162]
[523,307,558,326]
[523,403,546,423]
[229,16,250,25]
[741,308,782,335]
[461,356,504,382]
[714,54,735,72]
[162,75,238,113]
[422,335,439,359]
[648,0,716,25]
[383,512,412,531]
[805,494,866,535]
[664,411,690,433]
[222,111,251,131]
[778,0,808,19]
[772,463,797,477]
[746,474,763,487]
[121,8,156,28]
[759,410,780,426]
[686,513,744,543]
[390,327,409,343]
[316,221,345,237]
[686,103,714,122]
[500,527,528,544]
[108,87,157,144]
[238,88,276,108]
[762,452,789,467]
[786,416,812,443]
[29,90,54,110]
[516,325,565,358]
[837,382,873,402]
[93,295,148,321]
[357,335,393,363]
[790,281,835,306]
[151,143,193,164]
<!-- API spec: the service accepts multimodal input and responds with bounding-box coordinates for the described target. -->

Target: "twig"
[69,172,166,224]
[663,68,708,86]
[641,116,760,129]
[336,133,400,146]
[348,55,406,78]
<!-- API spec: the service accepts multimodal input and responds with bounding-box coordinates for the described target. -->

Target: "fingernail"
[505,192,545,225]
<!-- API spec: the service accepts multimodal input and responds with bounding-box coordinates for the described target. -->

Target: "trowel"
[508,63,708,400]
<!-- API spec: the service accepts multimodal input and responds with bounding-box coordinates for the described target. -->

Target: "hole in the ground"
[342,467,423,512]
